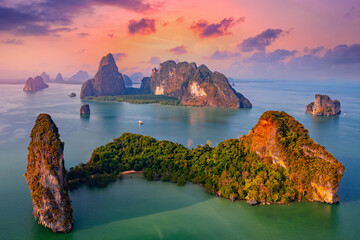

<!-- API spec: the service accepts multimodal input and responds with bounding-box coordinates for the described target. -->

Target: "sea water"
[0,81,359,239]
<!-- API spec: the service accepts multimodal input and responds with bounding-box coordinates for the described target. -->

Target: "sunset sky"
[0,0,359,81]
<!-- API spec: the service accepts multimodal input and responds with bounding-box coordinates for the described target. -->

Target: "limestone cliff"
[145,60,252,108]
[80,53,125,98]
[23,76,49,92]
[246,111,344,203]
[25,114,73,233]
[306,94,341,116]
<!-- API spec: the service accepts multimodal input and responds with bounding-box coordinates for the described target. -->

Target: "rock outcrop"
[246,110,345,203]
[40,72,51,82]
[69,93,76,98]
[143,60,252,108]
[55,73,64,83]
[80,53,125,99]
[25,114,73,233]
[23,76,49,92]
[129,72,143,83]
[306,94,341,116]
[80,104,90,116]
[123,75,133,87]
[68,70,90,83]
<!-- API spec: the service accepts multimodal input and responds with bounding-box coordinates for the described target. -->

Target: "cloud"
[205,50,241,60]
[304,46,325,55]
[246,49,297,63]
[0,0,161,36]
[148,57,161,65]
[175,16,184,23]
[1,38,24,45]
[108,33,114,38]
[113,52,128,61]
[344,6,360,18]
[238,28,291,52]
[168,45,188,55]
[128,18,156,35]
[190,17,244,38]
[77,32,89,38]
[323,44,360,64]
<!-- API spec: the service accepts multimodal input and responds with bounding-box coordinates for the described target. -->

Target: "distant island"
[23,76,49,92]
[306,94,341,116]
[80,53,252,109]
[68,110,344,205]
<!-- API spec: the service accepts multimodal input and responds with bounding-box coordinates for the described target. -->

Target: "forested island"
[68,111,344,205]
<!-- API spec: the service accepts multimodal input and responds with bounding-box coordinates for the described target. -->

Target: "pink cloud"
[168,45,188,55]
[190,17,244,38]
[128,18,156,35]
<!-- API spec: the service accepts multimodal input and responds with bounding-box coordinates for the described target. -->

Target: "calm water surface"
[0,81,359,239]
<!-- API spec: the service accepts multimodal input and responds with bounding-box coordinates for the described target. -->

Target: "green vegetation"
[84,94,181,105]
[68,111,344,204]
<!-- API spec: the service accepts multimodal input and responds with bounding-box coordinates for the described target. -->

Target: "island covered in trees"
[68,111,344,205]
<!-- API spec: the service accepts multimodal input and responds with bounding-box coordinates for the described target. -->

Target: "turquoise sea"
[0,81,359,239]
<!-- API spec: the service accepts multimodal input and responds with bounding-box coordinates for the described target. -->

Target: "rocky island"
[68,110,344,204]
[80,53,125,98]
[25,114,73,233]
[55,73,64,83]
[306,94,341,116]
[23,76,49,92]
[80,54,251,109]
[145,60,252,108]
[80,104,90,116]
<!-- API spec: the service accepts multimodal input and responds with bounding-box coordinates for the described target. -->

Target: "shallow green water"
[0,81,359,239]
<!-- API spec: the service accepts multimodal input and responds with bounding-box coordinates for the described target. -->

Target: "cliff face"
[25,114,73,233]
[146,60,252,108]
[306,94,341,116]
[246,111,345,203]
[139,77,151,94]
[23,76,49,92]
[80,53,125,98]
[123,75,133,87]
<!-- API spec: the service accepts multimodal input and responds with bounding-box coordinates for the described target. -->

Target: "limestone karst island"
[2,0,359,239]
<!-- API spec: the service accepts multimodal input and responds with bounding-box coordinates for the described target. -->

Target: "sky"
[0,0,359,81]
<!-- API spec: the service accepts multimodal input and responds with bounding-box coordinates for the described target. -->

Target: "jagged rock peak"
[25,114,73,233]
[55,73,64,82]
[80,53,125,99]
[40,72,51,82]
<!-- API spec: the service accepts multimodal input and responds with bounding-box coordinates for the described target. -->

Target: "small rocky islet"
[23,76,49,92]
[80,104,90,116]
[306,94,341,116]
